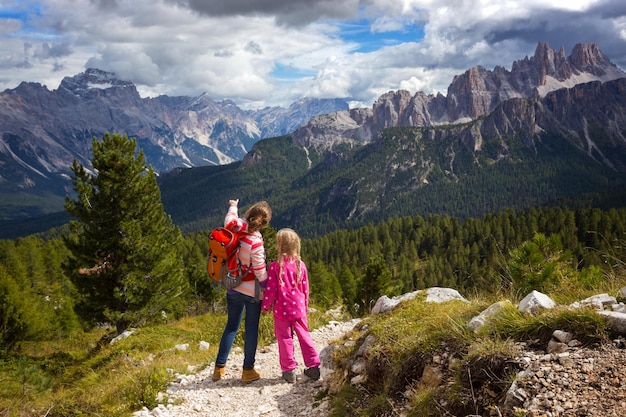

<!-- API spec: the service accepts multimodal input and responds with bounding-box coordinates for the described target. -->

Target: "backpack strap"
[253,278,261,303]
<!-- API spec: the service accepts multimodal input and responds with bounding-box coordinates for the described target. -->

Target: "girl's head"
[276,228,301,258]
[276,228,302,285]
[244,201,272,232]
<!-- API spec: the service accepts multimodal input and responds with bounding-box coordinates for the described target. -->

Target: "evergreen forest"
[2,203,625,348]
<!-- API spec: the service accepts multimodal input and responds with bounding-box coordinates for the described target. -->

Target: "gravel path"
[134,319,361,417]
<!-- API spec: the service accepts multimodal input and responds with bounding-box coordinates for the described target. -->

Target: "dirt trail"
[133,319,361,417]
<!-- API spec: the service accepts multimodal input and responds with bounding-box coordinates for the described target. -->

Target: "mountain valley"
[1,42,625,239]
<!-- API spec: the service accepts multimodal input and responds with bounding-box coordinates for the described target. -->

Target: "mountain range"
[291,42,625,148]
[1,42,625,239]
[0,72,348,220]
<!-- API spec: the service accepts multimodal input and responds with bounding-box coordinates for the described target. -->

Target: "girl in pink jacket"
[262,228,321,383]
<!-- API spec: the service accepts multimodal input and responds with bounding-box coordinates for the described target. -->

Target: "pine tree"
[308,261,343,309]
[338,265,358,313]
[64,133,190,334]
[507,233,572,295]
[358,255,393,311]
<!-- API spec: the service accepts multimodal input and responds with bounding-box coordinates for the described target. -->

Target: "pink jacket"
[261,259,309,321]
[225,204,267,298]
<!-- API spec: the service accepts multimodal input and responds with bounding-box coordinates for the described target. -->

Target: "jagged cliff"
[292,42,626,152]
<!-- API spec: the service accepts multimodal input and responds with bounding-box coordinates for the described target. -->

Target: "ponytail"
[244,201,272,232]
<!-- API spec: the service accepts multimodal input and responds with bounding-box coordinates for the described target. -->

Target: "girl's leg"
[293,316,320,368]
[274,319,297,371]
[215,292,245,366]
[242,295,262,370]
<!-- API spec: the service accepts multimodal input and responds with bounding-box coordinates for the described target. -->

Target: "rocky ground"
[133,319,361,417]
[508,339,626,417]
[133,320,626,417]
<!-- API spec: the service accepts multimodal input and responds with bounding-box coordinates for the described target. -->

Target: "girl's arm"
[261,262,278,312]
[224,200,240,228]
[301,261,310,311]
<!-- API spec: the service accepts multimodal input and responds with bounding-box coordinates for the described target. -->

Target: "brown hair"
[276,228,302,285]
[244,201,272,232]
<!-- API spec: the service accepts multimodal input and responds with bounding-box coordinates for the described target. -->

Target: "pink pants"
[274,316,321,372]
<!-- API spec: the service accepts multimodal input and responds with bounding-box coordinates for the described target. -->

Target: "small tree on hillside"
[507,233,573,296]
[338,266,358,313]
[308,261,343,309]
[64,132,190,334]
[358,255,393,312]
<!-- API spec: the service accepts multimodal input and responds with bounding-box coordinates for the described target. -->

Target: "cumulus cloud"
[171,0,361,26]
[0,0,624,108]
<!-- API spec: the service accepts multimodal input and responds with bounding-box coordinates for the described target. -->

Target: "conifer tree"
[358,255,393,311]
[507,233,572,295]
[64,133,190,334]
[308,261,343,309]
[338,266,358,313]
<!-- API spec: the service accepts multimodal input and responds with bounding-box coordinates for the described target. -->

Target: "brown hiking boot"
[242,368,260,383]
[212,365,225,381]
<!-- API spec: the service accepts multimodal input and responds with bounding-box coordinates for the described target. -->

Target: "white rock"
[519,290,555,314]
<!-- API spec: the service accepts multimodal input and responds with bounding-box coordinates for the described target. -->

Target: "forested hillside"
[3,204,625,348]
[151,124,626,240]
[301,206,626,311]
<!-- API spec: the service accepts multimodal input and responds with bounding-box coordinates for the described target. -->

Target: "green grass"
[2,271,624,417]
[324,274,626,417]
[1,317,220,416]
[0,307,330,417]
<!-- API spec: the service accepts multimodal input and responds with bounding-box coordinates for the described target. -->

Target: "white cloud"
[0,18,21,35]
[0,0,624,109]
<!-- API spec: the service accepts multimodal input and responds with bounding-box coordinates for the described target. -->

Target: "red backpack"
[207,221,259,298]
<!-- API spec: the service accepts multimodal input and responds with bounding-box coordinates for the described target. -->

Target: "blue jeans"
[215,291,261,370]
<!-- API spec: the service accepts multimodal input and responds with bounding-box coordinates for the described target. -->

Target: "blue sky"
[0,0,625,109]
[335,18,426,53]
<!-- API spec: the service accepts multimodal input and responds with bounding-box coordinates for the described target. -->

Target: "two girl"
[212,200,319,384]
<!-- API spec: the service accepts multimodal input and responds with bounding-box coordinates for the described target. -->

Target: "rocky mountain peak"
[524,42,567,84]
[0,69,350,221]
[567,42,618,76]
[293,42,626,148]
[372,89,418,128]
[58,68,138,98]
[533,41,566,70]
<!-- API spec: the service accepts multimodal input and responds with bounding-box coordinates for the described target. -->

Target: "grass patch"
[328,384,363,417]
[326,278,626,417]
[0,306,333,417]
[487,303,609,346]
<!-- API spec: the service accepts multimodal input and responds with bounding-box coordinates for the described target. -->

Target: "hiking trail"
[133,319,361,417]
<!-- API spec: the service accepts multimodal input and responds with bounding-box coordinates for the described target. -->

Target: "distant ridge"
[0,75,347,220]
[1,42,625,237]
